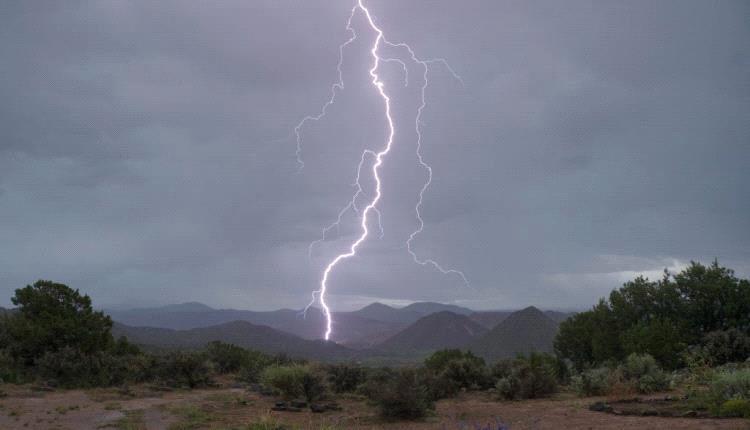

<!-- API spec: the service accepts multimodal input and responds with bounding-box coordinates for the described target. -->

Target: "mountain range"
[104,301,571,362]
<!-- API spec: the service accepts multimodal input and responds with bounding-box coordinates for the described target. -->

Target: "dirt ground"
[0,383,747,430]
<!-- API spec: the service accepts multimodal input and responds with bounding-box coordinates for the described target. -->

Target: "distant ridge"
[469,306,559,360]
[112,320,353,361]
[376,311,488,352]
[401,302,473,316]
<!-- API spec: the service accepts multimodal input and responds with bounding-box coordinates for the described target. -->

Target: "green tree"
[554,261,750,369]
[3,280,114,366]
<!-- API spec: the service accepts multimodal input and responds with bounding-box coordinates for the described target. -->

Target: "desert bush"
[366,368,433,420]
[618,353,669,394]
[422,349,488,399]
[236,350,277,384]
[571,367,611,397]
[326,362,366,393]
[357,367,396,399]
[156,351,213,388]
[709,368,750,403]
[495,353,558,400]
[260,364,327,402]
[205,341,250,374]
[718,399,750,418]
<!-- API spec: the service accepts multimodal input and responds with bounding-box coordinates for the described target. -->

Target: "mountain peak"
[377,310,488,351]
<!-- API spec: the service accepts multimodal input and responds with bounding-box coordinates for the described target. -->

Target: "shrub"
[571,367,611,397]
[326,362,366,393]
[156,351,213,388]
[495,353,558,400]
[357,367,396,399]
[422,349,488,399]
[205,341,250,374]
[366,368,433,420]
[260,364,327,402]
[718,399,750,418]
[237,351,276,383]
[618,353,669,394]
[709,368,750,403]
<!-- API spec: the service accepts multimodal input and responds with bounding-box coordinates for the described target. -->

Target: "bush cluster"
[260,364,327,402]
[571,367,611,397]
[618,353,670,394]
[364,367,433,420]
[494,353,558,400]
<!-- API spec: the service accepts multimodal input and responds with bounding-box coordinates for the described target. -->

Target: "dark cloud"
[1,0,748,311]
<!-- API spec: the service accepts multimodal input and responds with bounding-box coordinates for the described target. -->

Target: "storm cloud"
[1,0,748,311]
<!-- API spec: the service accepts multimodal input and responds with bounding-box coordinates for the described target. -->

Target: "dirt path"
[0,384,747,429]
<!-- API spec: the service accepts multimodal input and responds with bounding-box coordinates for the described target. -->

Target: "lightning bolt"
[297,0,468,341]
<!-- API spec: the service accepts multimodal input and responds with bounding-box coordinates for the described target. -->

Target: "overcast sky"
[1,1,748,311]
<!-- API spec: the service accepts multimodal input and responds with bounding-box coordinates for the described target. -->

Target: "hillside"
[346,302,422,324]
[106,305,403,346]
[112,320,354,361]
[469,310,513,329]
[469,306,559,360]
[376,311,488,352]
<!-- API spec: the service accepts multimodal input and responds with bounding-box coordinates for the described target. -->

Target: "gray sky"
[1,0,748,311]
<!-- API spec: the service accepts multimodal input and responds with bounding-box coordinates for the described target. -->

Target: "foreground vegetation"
[0,261,748,426]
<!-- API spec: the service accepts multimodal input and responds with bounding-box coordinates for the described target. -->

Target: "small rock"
[274,401,287,408]
[681,410,698,418]
[290,400,307,409]
[589,402,612,413]
[325,402,342,411]
[310,404,326,413]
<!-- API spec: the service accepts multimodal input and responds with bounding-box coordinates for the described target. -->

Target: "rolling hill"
[106,304,403,346]
[376,311,488,352]
[469,306,559,360]
[111,320,354,361]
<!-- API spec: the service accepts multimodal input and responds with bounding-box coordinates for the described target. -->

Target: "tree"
[3,280,114,366]
[554,261,750,369]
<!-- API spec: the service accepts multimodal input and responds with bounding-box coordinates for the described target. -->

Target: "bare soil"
[0,383,747,430]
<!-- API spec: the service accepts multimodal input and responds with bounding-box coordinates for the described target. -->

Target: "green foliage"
[366,367,433,420]
[357,367,396,399]
[699,329,750,366]
[495,353,558,400]
[421,349,488,399]
[2,280,114,366]
[260,364,327,402]
[555,262,750,369]
[205,341,252,374]
[157,351,213,388]
[620,318,686,369]
[571,367,611,397]
[709,368,750,402]
[325,362,366,393]
[718,399,750,418]
[618,353,669,394]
